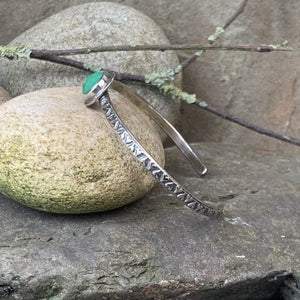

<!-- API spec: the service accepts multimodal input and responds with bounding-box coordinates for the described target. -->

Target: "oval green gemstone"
[82,71,104,94]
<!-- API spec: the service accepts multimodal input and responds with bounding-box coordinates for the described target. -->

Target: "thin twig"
[30,53,146,82]
[30,53,300,147]
[31,53,86,70]
[30,43,291,56]
[181,0,250,70]
[194,100,300,146]
[223,0,249,30]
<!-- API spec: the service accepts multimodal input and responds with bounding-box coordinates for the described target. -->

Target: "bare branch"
[8,52,300,147]
[223,0,250,30]
[194,100,300,147]
[29,43,291,56]
[31,53,86,71]
[30,53,146,82]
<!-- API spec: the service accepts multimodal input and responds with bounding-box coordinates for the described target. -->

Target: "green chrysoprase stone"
[82,71,104,94]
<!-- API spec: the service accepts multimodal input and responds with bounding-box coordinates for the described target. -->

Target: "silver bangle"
[83,71,223,217]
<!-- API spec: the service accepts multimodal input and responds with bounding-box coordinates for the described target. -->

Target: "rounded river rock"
[0,2,181,129]
[0,86,165,213]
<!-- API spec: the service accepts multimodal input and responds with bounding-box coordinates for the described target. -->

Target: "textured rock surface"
[0,2,181,130]
[0,143,298,299]
[1,0,299,154]
[0,86,11,104]
[0,86,164,213]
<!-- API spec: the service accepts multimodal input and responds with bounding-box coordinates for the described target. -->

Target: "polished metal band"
[87,72,223,217]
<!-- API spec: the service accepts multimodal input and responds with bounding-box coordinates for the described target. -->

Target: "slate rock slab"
[0,143,299,299]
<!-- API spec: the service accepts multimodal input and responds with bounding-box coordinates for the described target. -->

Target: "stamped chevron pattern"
[100,95,222,217]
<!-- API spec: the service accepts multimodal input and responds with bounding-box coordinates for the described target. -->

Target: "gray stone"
[0,142,299,299]
[0,2,181,131]
[0,86,11,104]
[0,86,164,214]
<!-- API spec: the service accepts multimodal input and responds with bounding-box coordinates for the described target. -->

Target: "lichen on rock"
[0,86,165,213]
